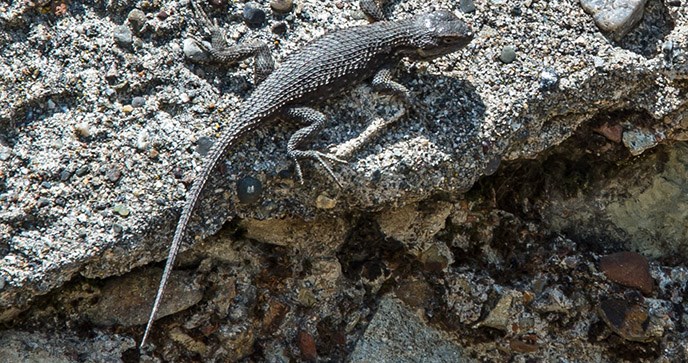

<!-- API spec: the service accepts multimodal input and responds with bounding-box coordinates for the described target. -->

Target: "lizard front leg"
[282,107,347,187]
[191,2,274,84]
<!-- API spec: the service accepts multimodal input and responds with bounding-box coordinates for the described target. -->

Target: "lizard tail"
[140,121,250,348]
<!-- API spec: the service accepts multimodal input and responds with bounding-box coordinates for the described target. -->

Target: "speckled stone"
[580,0,647,40]
[600,252,653,294]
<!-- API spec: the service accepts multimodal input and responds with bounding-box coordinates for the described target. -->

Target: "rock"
[597,298,656,342]
[243,4,267,27]
[270,0,293,13]
[86,267,202,326]
[112,24,133,48]
[600,252,653,294]
[580,0,647,40]
[478,290,523,331]
[0,331,132,362]
[499,45,516,63]
[349,297,466,362]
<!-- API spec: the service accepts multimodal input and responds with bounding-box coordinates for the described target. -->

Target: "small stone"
[179,92,191,103]
[195,136,214,156]
[592,122,623,143]
[483,157,501,176]
[539,67,559,91]
[113,25,133,48]
[270,0,293,13]
[598,298,652,342]
[75,166,89,177]
[315,193,337,209]
[131,96,145,108]
[459,0,476,13]
[36,197,51,208]
[237,176,262,204]
[622,128,658,156]
[580,0,647,41]
[41,181,52,189]
[600,252,653,294]
[60,169,72,181]
[74,122,91,137]
[157,9,170,20]
[298,331,317,361]
[499,46,516,63]
[113,203,130,217]
[243,4,266,27]
[183,38,208,62]
[106,168,122,183]
[112,223,123,235]
[509,338,538,353]
[271,21,288,35]
[127,9,146,30]
[122,104,134,113]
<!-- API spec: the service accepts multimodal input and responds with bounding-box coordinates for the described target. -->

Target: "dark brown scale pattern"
[141,9,473,348]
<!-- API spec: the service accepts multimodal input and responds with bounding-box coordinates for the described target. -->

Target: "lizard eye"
[440,37,458,44]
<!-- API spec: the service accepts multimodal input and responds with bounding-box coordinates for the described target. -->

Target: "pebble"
[122,104,134,113]
[243,4,267,27]
[157,9,170,20]
[75,166,90,177]
[113,25,133,48]
[106,168,122,183]
[74,122,91,137]
[271,21,288,35]
[499,46,516,63]
[0,146,11,161]
[183,38,208,62]
[622,128,658,156]
[539,67,559,91]
[270,0,293,13]
[483,157,501,176]
[113,203,130,217]
[297,331,317,361]
[600,251,653,294]
[598,298,652,342]
[195,136,214,156]
[460,0,476,13]
[127,9,146,31]
[131,96,145,108]
[579,0,647,40]
[60,169,72,181]
[237,176,262,204]
[37,197,51,208]
[315,193,337,209]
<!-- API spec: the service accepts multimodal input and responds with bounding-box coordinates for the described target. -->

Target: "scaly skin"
[140,6,473,348]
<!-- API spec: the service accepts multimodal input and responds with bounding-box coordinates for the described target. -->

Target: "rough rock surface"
[1,0,687,361]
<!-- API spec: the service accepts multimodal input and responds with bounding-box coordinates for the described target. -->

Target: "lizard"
[140,2,473,348]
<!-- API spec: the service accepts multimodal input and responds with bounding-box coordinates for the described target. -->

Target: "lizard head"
[403,10,473,60]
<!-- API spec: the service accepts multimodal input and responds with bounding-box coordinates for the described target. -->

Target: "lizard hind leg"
[282,107,347,187]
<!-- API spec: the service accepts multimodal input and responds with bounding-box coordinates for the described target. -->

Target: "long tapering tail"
[140,121,250,348]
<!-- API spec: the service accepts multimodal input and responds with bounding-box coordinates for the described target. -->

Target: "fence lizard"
[141,2,473,347]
